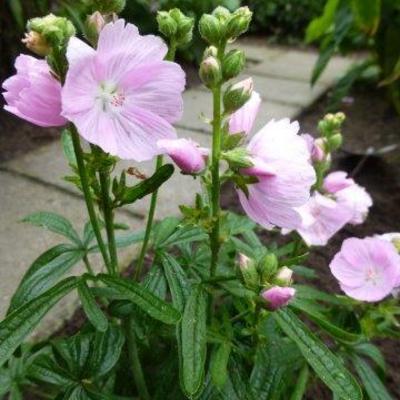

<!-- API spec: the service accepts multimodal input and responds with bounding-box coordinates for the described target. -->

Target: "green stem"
[99,167,118,276]
[135,155,163,281]
[125,318,150,400]
[83,255,95,276]
[209,81,223,279]
[70,126,112,273]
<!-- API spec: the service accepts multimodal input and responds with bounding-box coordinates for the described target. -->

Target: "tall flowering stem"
[70,126,112,274]
[134,40,177,281]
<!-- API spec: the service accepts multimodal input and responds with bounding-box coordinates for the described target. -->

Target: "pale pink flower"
[2,55,66,127]
[238,119,316,230]
[261,286,296,310]
[301,133,325,162]
[229,91,261,135]
[377,232,400,245]
[324,171,372,225]
[61,19,185,161]
[157,138,208,174]
[296,192,352,246]
[330,237,400,302]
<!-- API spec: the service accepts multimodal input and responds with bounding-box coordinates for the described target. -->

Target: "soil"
[2,76,400,397]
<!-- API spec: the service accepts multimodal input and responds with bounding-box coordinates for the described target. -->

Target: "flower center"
[96,81,126,112]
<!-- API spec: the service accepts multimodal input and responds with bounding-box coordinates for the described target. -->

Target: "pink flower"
[324,171,372,225]
[296,192,352,246]
[2,55,66,127]
[301,133,325,162]
[228,91,261,135]
[330,237,400,302]
[157,138,208,174]
[238,119,316,230]
[261,286,296,310]
[61,19,185,161]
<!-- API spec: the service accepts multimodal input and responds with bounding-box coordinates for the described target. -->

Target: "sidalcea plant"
[1,3,400,399]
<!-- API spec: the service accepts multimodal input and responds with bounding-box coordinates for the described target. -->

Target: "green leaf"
[274,309,362,400]
[89,231,144,252]
[306,0,340,43]
[9,245,83,312]
[120,164,174,206]
[289,365,310,400]
[61,129,77,166]
[78,282,108,332]
[23,212,81,245]
[160,253,190,312]
[352,355,392,400]
[6,0,24,30]
[351,0,381,35]
[0,277,79,368]
[181,285,208,396]
[156,225,207,249]
[311,42,336,85]
[210,342,231,389]
[97,275,180,324]
[291,299,362,343]
[354,343,386,373]
[0,367,11,396]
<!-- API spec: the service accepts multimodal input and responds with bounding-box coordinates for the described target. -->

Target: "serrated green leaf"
[97,275,180,324]
[120,164,174,206]
[78,282,108,332]
[181,285,208,396]
[211,342,231,389]
[156,225,207,249]
[274,309,362,400]
[8,246,83,313]
[23,212,81,245]
[352,355,392,400]
[0,277,80,368]
[88,231,144,253]
[160,253,190,312]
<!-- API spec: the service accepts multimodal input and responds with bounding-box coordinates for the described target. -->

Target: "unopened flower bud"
[212,6,231,21]
[199,14,224,45]
[157,11,178,38]
[226,7,252,40]
[328,133,343,150]
[238,254,259,288]
[85,11,106,45]
[91,0,126,14]
[223,78,253,114]
[222,49,246,80]
[27,14,75,48]
[312,138,326,162]
[259,253,278,283]
[200,56,222,88]
[275,266,293,285]
[261,286,296,310]
[22,31,50,56]
[203,46,218,59]
[222,148,253,168]
[172,9,194,46]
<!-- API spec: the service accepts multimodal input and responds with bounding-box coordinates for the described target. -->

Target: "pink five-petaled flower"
[330,237,400,302]
[157,138,209,174]
[237,118,316,230]
[228,91,261,135]
[296,192,353,246]
[2,55,66,127]
[323,171,372,225]
[261,286,296,310]
[61,19,185,161]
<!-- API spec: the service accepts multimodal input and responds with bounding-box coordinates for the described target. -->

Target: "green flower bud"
[328,133,343,150]
[157,11,178,38]
[85,11,107,46]
[212,6,231,21]
[22,31,51,56]
[222,148,253,169]
[90,0,126,14]
[27,14,75,48]
[200,56,222,88]
[203,45,218,59]
[170,9,194,47]
[259,253,278,283]
[238,253,259,289]
[199,14,224,45]
[222,49,246,80]
[223,78,253,114]
[226,7,252,40]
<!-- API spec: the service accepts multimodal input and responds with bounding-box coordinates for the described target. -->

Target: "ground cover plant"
[1,1,400,398]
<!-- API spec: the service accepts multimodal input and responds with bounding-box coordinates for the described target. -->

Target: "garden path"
[0,42,357,330]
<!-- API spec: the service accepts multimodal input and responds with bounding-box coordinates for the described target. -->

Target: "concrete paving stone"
[0,171,142,324]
